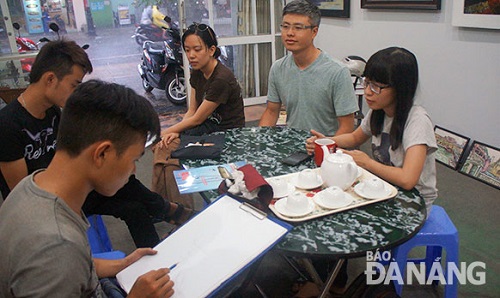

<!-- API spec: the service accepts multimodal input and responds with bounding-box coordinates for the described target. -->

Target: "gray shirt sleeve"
[10,240,101,297]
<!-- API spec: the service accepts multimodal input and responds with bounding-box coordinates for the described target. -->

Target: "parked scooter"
[132,23,165,45]
[138,16,186,105]
[12,23,40,73]
[12,22,81,73]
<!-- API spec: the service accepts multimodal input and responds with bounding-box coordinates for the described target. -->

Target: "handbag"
[151,138,195,209]
[171,132,225,159]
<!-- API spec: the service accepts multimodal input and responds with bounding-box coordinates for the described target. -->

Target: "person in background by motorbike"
[158,23,245,147]
[134,5,171,45]
[41,5,50,34]
[140,5,153,24]
[141,5,169,29]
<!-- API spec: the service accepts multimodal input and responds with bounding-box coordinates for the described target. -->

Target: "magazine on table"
[174,160,247,194]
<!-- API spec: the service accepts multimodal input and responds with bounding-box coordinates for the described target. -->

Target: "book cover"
[174,160,247,194]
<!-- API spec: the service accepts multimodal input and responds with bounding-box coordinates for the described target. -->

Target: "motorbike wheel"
[165,73,187,105]
[135,29,148,46]
[142,76,154,93]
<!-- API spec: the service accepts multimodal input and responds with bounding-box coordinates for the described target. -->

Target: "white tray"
[267,168,397,222]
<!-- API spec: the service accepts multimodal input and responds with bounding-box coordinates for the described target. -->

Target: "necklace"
[20,93,27,109]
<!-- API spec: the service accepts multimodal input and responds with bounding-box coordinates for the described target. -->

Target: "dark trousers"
[182,118,218,136]
[83,175,168,248]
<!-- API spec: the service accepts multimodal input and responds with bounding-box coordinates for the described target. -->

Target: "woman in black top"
[160,23,245,146]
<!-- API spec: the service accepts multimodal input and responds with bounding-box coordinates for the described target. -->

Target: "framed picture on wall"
[315,0,350,18]
[459,141,500,189]
[434,126,470,170]
[452,0,500,29]
[361,0,441,10]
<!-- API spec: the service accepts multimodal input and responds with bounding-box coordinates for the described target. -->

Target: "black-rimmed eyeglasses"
[360,77,391,95]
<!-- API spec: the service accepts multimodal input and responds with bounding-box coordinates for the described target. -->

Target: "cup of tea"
[322,186,345,204]
[314,138,337,166]
[297,169,318,186]
[269,178,289,198]
[363,178,386,197]
[286,191,309,213]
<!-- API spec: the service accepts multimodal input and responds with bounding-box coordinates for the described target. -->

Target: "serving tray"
[267,168,397,222]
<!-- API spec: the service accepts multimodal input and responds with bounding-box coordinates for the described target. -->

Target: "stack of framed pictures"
[434,126,470,170]
[434,126,499,189]
[459,141,500,189]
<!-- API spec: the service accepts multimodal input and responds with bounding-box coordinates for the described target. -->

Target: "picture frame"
[316,0,350,18]
[434,126,470,170]
[452,0,500,30]
[360,0,441,10]
[459,141,500,189]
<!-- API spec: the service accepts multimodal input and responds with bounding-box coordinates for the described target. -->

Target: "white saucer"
[354,182,392,200]
[291,175,323,190]
[313,189,354,209]
[272,183,296,198]
[274,198,315,217]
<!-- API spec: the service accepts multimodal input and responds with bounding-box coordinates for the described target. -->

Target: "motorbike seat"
[145,41,165,54]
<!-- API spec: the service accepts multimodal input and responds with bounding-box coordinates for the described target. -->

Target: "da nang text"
[364,251,486,286]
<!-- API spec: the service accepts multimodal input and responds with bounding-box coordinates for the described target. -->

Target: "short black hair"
[57,80,160,156]
[29,39,93,83]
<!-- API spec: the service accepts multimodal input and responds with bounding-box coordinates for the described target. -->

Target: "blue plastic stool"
[390,205,459,298]
[87,215,126,260]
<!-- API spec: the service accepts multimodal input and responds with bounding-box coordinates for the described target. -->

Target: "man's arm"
[258,101,282,127]
[0,159,28,191]
[334,113,355,136]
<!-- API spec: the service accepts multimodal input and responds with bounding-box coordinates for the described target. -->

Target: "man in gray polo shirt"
[259,0,357,136]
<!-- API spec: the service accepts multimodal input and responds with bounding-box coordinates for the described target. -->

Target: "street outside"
[67,25,186,114]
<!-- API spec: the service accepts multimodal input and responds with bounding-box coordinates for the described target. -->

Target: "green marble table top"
[181,126,315,176]
[181,127,426,258]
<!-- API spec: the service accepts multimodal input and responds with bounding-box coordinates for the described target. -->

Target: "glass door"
[174,0,285,105]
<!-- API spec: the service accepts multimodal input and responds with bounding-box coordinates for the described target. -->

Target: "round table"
[181,127,427,297]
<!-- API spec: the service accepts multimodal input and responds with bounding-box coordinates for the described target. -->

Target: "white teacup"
[298,169,320,187]
[270,178,289,198]
[322,186,345,204]
[287,192,309,213]
[363,178,386,197]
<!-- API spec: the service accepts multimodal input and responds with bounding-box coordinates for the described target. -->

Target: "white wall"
[315,0,500,147]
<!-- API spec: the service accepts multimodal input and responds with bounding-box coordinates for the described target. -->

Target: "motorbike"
[12,23,39,73]
[138,16,186,105]
[132,23,165,45]
[12,22,78,73]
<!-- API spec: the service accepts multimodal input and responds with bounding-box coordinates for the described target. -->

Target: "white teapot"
[320,147,358,190]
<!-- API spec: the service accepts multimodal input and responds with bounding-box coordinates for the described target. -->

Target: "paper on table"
[116,195,290,297]
[174,160,247,194]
